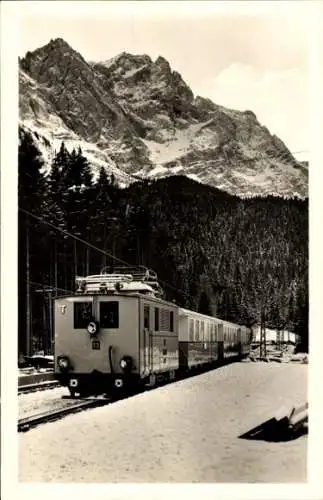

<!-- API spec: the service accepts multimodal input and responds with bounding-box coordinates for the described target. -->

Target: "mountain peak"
[98,52,152,72]
[48,37,72,49]
[22,37,77,61]
[20,37,88,79]
[19,40,308,198]
[155,55,171,70]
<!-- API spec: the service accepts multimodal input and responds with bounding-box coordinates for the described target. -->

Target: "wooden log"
[288,402,308,431]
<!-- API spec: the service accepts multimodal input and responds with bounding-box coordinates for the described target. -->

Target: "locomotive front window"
[100,301,119,329]
[74,302,93,329]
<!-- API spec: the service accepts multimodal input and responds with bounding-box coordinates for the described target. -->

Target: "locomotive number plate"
[92,340,101,350]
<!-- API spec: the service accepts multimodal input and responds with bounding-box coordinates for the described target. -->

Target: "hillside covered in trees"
[18,128,308,355]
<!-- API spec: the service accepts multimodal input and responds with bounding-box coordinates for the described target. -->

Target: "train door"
[142,302,153,376]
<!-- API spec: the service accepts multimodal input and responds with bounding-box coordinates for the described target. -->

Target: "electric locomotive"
[54,267,179,396]
[54,266,251,396]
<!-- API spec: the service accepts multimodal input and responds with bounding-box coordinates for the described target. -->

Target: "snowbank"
[19,363,307,483]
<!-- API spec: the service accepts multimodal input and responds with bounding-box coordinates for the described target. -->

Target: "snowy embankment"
[19,363,307,483]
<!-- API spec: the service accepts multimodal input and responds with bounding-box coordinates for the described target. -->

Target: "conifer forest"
[18,128,309,356]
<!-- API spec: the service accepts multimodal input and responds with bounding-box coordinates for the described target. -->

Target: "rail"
[18,380,59,395]
[18,397,110,432]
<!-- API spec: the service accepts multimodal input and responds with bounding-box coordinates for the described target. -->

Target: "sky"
[17,1,313,160]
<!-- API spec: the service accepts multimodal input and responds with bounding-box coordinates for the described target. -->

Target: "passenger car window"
[189,319,194,341]
[201,321,205,341]
[195,320,200,341]
[74,302,93,329]
[100,301,119,329]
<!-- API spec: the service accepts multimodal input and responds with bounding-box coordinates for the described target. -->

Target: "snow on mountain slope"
[19,39,308,198]
[140,119,216,165]
[21,120,133,186]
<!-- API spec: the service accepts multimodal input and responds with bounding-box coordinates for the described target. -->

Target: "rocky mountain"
[19,38,308,197]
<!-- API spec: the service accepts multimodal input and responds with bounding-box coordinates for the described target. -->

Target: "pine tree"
[18,127,45,211]
[18,128,46,355]
[76,147,93,188]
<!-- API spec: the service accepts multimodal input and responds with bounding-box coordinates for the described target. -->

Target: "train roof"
[74,265,165,298]
[179,307,248,329]
[54,291,178,309]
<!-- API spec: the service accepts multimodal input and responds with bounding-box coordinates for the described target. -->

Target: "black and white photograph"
[1,0,323,498]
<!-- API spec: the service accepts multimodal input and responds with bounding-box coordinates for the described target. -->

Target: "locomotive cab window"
[100,301,119,329]
[144,305,150,329]
[154,308,159,331]
[170,311,174,332]
[74,302,93,329]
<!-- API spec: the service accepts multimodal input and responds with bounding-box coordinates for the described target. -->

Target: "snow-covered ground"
[19,362,307,483]
[19,387,75,419]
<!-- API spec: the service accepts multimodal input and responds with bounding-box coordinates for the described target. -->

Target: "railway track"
[18,380,59,395]
[18,397,110,432]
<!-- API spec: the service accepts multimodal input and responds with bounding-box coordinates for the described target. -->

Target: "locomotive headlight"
[58,356,70,371]
[87,321,99,337]
[115,281,124,292]
[119,356,133,372]
[120,359,128,369]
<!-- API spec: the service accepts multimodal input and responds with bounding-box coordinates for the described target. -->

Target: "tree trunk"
[74,239,77,278]
[26,214,31,356]
[259,310,266,358]
[86,247,90,275]
[42,299,48,354]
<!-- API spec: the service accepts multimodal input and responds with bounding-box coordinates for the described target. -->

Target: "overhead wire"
[19,207,192,299]
[19,207,132,268]
[28,279,74,295]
